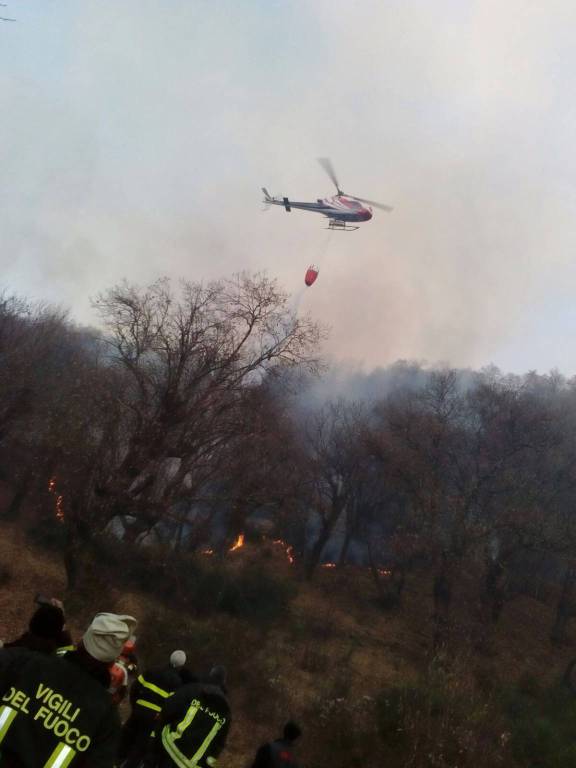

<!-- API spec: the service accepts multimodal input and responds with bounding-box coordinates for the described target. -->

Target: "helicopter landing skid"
[325,220,359,232]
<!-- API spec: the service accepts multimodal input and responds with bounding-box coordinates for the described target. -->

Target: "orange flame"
[48,476,65,523]
[201,548,214,556]
[321,562,337,569]
[229,533,245,552]
[273,539,295,565]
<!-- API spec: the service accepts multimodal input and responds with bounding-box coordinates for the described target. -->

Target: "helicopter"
[262,158,392,231]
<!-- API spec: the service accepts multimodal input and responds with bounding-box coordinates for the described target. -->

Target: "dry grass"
[0,514,574,768]
[0,520,66,642]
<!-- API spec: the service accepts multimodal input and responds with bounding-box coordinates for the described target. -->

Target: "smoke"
[2,0,576,373]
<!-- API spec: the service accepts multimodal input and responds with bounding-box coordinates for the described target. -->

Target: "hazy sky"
[2,0,576,374]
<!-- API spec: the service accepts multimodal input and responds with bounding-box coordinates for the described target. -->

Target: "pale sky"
[2,0,576,374]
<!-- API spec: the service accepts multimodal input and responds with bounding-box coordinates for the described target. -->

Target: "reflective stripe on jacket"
[0,648,120,768]
[55,646,75,658]
[135,673,173,713]
[159,683,230,768]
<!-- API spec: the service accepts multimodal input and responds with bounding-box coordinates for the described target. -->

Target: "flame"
[321,562,337,569]
[229,533,245,552]
[48,476,65,523]
[273,539,295,565]
[377,568,392,577]
[201,548,214,556]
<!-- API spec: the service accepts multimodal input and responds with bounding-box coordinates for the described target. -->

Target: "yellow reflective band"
[162,725,193,768]
[44,743,76,768]
[56,645,75,657]
[161,702,201,768]
[191,718,223,765]
[138,675,172,698]
[136,699,162,713]
[161,702,225,768]
[0,705,17,744]
[176,701,200,736]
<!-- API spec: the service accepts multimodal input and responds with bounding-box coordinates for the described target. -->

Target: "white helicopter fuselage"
[262,189,373,224]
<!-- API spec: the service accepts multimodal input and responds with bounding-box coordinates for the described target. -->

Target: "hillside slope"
[0,520,574,768]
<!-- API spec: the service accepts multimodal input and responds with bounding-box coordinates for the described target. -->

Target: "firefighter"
[4,596,73,656]
[251,722,303,768]
[0,611,137,767]
[119,650,187,766]
[109,637,138,706]
[150,665,231,768]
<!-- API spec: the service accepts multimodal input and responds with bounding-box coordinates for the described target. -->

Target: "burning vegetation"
[229,533,245,552]
[226,534,294,565]
[272,539,295,565]
[47,477,64,524]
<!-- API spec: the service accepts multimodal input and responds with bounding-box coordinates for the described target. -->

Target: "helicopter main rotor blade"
[351,195,393,212]
[318,157,342,194]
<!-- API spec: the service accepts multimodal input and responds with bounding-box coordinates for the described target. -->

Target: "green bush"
[217,563,296,625]
[311,696,381,768]
[373,665,505,768]
[504,681,576,768]
[88,537,297,627]
[375,688,409,747]
[26,515,66,552]
[0,563,11,587]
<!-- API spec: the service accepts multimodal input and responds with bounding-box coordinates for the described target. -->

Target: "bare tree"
[299,401,368,579]
[85,273,322,547]
[368,369,576,645]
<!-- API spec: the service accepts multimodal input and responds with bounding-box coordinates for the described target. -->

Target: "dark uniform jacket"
[251,739,300,768]
[119,664,185,761]
[0,647,120,768]
[157,681,230,768]
[4,629,73,656]
[130,664,183,720]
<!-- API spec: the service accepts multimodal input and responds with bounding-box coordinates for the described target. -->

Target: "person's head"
[29,604,65,640]
[207,665,227,691]
[170,650,187,669]
[283,722,302,743]
[82,613,137,663]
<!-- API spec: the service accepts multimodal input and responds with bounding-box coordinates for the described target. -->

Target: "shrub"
[87,537,297,628]
[25,515,65,552]
[0,563,11,587]
[374,663,506,768]
[217,564,296,625]
[309,695,381,768]
[504,681,576,768]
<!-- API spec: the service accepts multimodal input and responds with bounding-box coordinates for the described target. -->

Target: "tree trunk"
[63,523,80,591]
[433,553,454,649]
[551,564,576,645]
[174,518,186,552]
[305,502,343,580]
[483,558,507,624]
[338,526,353,568]
[366,537,404,610]
[2,470,33,520]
